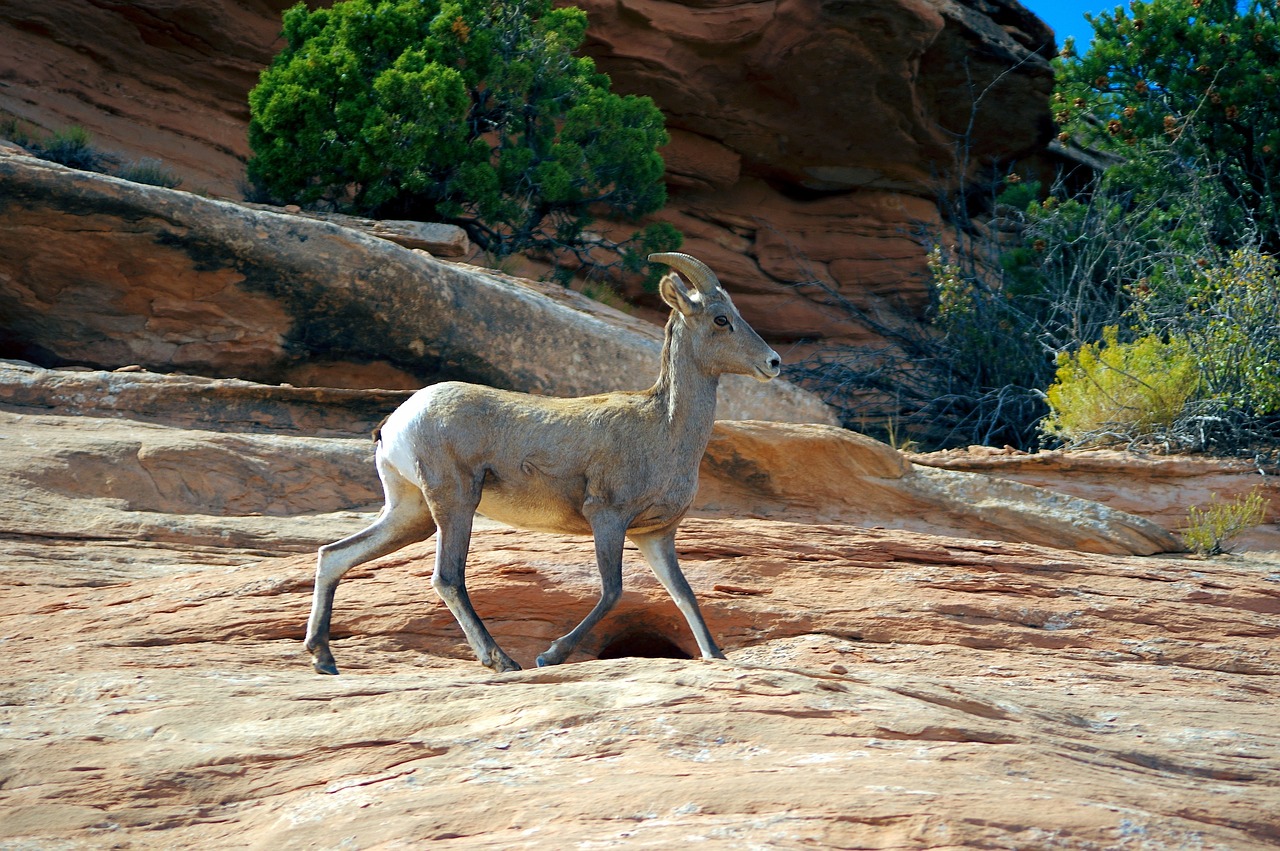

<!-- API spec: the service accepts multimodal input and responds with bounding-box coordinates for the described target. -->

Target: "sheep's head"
[649,252,781,382]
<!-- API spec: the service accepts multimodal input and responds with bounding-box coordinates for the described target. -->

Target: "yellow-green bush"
[1042,327,1202,446]
[1182,490,1268,556]
[1186,249,1280,417]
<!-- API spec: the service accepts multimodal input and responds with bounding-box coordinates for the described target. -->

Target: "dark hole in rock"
[596,631,691,660]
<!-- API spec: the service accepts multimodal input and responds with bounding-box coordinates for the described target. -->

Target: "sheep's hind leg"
[630,527,725,660]
[306,464,435,675]
[430,500,521,674]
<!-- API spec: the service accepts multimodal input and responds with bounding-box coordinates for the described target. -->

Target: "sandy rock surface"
[3,519,1278,849]
[917,446,1280,552]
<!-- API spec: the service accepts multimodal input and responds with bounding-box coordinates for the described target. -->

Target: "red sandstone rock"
[0,153,832,424]
[0,361,1178,556]
[580,0,1054,191]
[0,0,1056,345]
[0,0,290,198]
[578,0,1055,340]
[702,420,1180,555]
[0,362,1275,848]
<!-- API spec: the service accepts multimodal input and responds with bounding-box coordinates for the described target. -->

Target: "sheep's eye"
[714,315,732,329]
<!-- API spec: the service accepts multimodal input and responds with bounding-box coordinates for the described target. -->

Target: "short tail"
[372,414,391,444]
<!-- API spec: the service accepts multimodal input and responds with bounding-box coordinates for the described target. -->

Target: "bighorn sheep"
[305,252,781,674]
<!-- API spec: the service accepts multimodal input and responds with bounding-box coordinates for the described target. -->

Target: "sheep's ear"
[659,272,699,316]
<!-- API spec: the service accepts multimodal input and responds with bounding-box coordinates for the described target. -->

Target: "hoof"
[312,658,340,675]
[308,643,339,675]
[484,653,522,674]
[535,653,559,668]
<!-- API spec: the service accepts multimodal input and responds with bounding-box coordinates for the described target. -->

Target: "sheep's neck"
[649,313,719,458]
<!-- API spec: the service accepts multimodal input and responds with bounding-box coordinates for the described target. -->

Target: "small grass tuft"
[33,125,114,172]
[116,158,182,188]
[1,115,35,147]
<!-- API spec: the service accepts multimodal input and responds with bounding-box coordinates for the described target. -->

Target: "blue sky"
[1021,0,1108,50]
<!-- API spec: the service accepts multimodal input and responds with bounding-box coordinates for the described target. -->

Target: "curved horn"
[648,252,720,293]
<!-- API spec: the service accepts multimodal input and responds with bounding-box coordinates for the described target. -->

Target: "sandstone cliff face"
[583,0,1055,340]
[0,0,292,198]
[0,0,1055,346]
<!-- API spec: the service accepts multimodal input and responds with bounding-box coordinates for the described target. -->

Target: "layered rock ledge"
[2,355,1276,851]
[0,360,1177,555]
[0,152,831,423]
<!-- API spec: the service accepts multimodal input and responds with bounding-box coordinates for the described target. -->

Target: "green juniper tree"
[248,0,679,269]
[1054,0,1280,249]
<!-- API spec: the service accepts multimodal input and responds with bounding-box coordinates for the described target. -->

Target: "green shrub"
[1184,249,1280,417]
[247,0,675,266]
[1182,490,1268,556]
[783,242,1056,451]
[1042,326,1202,446]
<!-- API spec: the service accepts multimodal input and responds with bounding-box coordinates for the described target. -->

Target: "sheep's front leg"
[630,527,725,660]
[536,514,626,667]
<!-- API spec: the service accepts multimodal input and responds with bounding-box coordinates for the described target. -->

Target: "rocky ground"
[2,364,1278,849]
